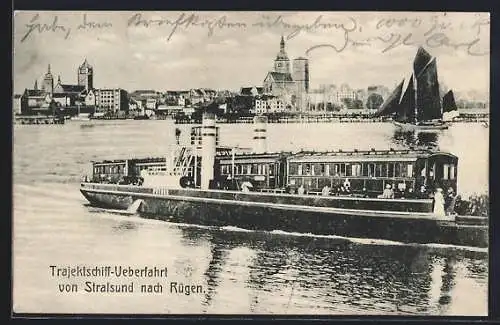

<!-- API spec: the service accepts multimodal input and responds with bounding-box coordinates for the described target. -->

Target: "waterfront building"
[94,88,129,114]
[85,89,96,106]
[53,75,86,105]
[13,94,22,115]
[240,87,264,97]
[254,95,285,114]
[146,98,158,110]
[20,89,52,115]
[165,90,190,106]
[188,88,217,105]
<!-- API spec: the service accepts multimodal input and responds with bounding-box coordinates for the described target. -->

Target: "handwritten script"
[18,12,489,56]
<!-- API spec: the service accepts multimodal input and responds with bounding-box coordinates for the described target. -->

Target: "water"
[13,120,488,315]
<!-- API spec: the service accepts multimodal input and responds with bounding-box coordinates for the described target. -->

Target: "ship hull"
[80,183,487,248]
[393,120,449,131]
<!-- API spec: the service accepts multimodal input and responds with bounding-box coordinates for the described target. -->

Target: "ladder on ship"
[172,146,195,177]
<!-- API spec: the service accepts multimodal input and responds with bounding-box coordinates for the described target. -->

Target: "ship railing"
[258,188,287,194]
[152,187,170,196]
[82,183,154,194]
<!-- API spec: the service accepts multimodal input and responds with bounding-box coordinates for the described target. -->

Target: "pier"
[14,115,65,125]
[174,114,488,125]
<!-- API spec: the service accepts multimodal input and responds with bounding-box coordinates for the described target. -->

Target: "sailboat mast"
[413,73,418,124]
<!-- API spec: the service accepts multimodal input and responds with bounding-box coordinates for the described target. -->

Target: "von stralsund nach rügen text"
[49,265,205,296]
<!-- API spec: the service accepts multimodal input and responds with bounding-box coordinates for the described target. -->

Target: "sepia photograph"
[12,11,489,315]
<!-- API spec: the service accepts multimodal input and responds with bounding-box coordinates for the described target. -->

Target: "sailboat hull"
[393,120,449,131]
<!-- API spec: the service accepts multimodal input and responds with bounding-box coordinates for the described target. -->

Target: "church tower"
[274,36,290,74]
[78,58,94,91]
[34,80,38,90]
[41,64,54,94]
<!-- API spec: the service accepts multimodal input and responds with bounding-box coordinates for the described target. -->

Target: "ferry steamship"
[80,113,487,248]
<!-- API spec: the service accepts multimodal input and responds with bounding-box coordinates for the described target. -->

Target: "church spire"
[280,35,285,52]
[57,75,61,84]
[34,80,38,90]
[47,64,51,74]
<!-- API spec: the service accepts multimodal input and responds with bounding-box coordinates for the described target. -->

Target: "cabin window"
[375,163,383,177]
[395,163,401,177]
[340,164,346,176]
[443,164,449,180]
[305,164,312,175]
[368,163,376,177]
[269,164,274,175]
[362,163,369,177]
[310,164,316,176]
[450,164,456,180]
[252,164,258,174]
[317,164,326,176]
[381,164,387,177]
[345,163,352,176]
[289,163,297,175]
[220,165,228,175]
[399,164,407,178]
[351,163,362,176]
[388,163,395,177]
[247,165,252,175]
[407,164,413,177]
[325,164,330,176]
[298,164,303,175]
[330,164,340,176]
[117,166,121,173]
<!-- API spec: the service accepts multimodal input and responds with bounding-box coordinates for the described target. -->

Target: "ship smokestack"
[201,112,216,190]
[253,115,268,153]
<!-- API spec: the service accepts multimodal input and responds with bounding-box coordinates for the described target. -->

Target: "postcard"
[12,11,489,316]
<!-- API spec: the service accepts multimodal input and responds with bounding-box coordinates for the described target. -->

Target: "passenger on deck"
[343,179,351,191]
[418,185,427,198]
[433,188,446,217]
[397,181,406,198]
[445,187,457,215]
[322,185,330,196]
[379,184,394,199]
[297,185,305,195]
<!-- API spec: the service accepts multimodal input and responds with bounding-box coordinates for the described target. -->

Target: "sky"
[13,11,490,99]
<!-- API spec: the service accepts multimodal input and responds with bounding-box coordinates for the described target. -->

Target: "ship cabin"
[214,152,290,191]
[286,149,458,198]
[90,157,166,184]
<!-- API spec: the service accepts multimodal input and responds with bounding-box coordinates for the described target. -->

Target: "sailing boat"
[375,47,458,131]
[442,90,459,121]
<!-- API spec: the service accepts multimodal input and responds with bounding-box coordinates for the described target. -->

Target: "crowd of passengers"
[285,178,426,199]
[248,178,460,217]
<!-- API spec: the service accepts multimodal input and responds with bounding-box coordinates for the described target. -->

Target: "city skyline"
[13,11,489,99]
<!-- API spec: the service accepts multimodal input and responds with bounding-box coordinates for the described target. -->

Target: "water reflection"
[179,227,487,314]
[391,129,440,149]
[111,220,138,232]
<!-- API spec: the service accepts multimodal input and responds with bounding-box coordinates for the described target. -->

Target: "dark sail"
[395,75,416,123]
[442,90,458,113]
[415,58,442,121]
[374,80,404,117]
[413,47,432,77]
